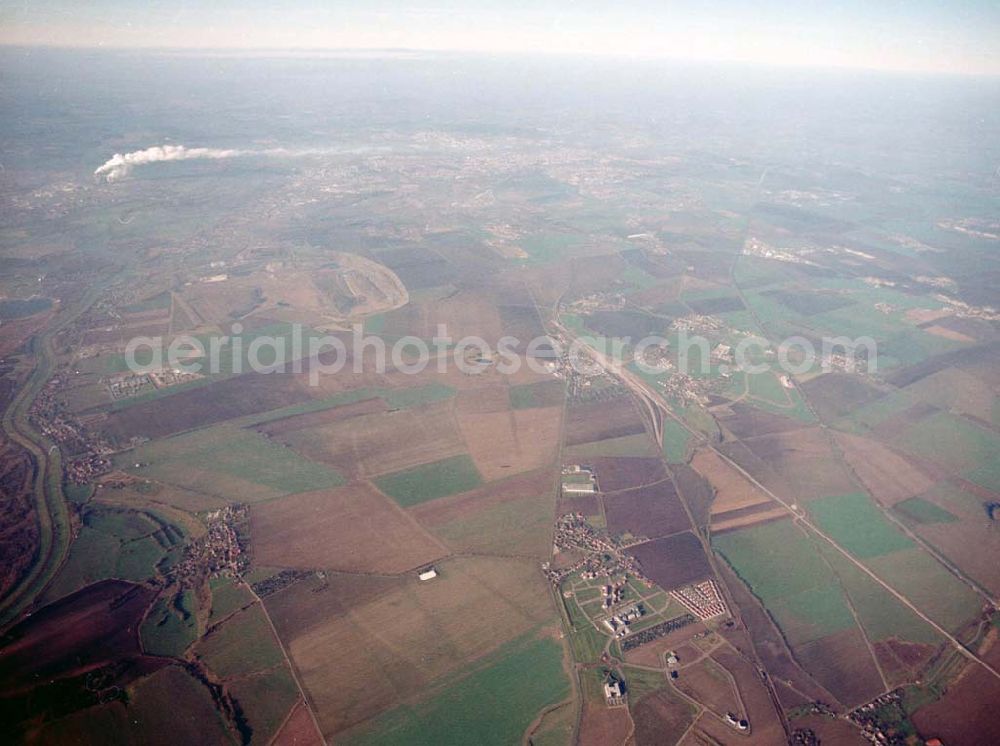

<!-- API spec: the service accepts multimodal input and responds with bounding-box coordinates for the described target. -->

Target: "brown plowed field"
[455,388,562,480]
[631,687,696,746]
[708,649,786,745]
[278,400,465,478]
[913,631,1000,746]
[0,580,154,687]
[102,370,316,443]
[833,431,936,506]
[263,572,407,642]
[250,482,448,573]
[604,480,691,539]
[711,504,789,533]
[795,628,885,708]
[742,428,858,501]
[675,657,741,717]
[628,532,713,591]
[581,456,667,492]
[718,402,811,439]
[384,290,506,344]
[565,397,647,446]
[272,701,323,746]
[578,702,632,746]
[910,518,1000,596]
[691,448,773,517]
[671,463,715,531]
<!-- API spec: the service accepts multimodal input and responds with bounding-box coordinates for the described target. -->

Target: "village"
[166,503,250,588]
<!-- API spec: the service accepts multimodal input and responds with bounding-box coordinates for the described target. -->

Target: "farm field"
[563,397,648,446]
[673,656,741,717]
[712,518,861,649]
[603,480,692,539]
[374,453,484,507]
[120,425,345,502]
[411,468,557,557]
[628,532,713,590]
[250,482,447,573]
[661,418,692,463]
[690,447,776,524]
[195,603,283,679]
[344,634,569,746]
[4,47,1000,744]
[740,427,859,501]
[563,431,660,458]
[832,431,937,506]
[277,556,558,738]
[912,631,1000,746]
[125,665,235,746]
[806,492,915,559]
[277,400,466,480]
[865,548,983,633]
[455,386,563,479]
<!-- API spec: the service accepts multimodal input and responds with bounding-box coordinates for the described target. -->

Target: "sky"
[0,1,998,75]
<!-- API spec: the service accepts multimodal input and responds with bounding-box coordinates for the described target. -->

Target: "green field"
[382,383,457,409]
[230,383,455,429]
[429,488,555,558]
[564,596,606,663]
[866,549,983,633]
[208,576,255,624]
[141,589,199,657]
[349,635,570,746]
[661,418,692,463]
[713,518,856,646]
[564,432,659,458]
[127,665,235,744]
[816,541,942,646]
[41,507,181,602]
[837,389,916,432]
[893,497,959,526]
[508,380,565,410]
[121,424,345,501]
[807,492,915,559]
[226,665,300,744]
[375,454,484,507]
[893,412,1000,473]
[196,603,283,679]
[746,371,791,406]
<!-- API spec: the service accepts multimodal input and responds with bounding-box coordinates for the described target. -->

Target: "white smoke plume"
[94,144,249,182]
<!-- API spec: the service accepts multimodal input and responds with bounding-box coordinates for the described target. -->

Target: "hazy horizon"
[1,0,998,76]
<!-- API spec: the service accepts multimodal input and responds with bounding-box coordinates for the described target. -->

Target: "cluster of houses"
[169,504,249,587]
[544,512,644,587]
[30,379,113,483]
[850,690,918,746]
[670,580,728,621]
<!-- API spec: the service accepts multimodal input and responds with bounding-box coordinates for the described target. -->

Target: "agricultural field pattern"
[1,48,999,746]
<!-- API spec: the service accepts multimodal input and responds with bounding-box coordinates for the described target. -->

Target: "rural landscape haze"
[1,5,1000,745]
